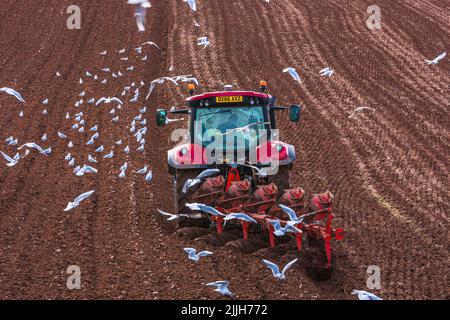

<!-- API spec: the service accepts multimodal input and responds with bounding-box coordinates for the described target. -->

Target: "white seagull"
[157,208,189,221]
[283,67,301,83]
[182,168,220,193]
[17,142,51,156]
[425,52,446,65]
[185,203,225,217]
[183,0,196,11]
[319,67,334,77]
[128,0,152,32]
[1,151,20,167]
[348,107,375,119]
[206,281,233,297]
[64,190,95,212]
[141,41,161,50]
[197,37,210,48]
[0,87,25,103]
[95,97,124,106]
[262,258,298,280]
[351,290,382,300]
[223,212,257,224]
[183,248,213,262]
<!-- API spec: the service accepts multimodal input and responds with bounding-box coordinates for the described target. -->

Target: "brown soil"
[0,0,448,299]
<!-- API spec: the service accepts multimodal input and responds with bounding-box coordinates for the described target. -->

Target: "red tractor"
[156,81,344,279]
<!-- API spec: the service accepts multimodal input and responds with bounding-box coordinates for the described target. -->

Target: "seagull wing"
[95,97,107,106]
[279,204,298,221]
[182,179,194,194]
[135,7,146,32]
[436,52,447,61]
[157,208,178,220]
[188,0,197,11]
[262,259,280,277]
[0,87,25,103]
[206,280,229,287]
[281,258,298,277]
[196,168,220,180]
[66,190,95,211]
[232,213,257,224]
[142,41,162,50]
[186,203,225,216]
[1,151,15,163]
[111,97,124,105]
[183,248,196,254]
[197,250,213,257]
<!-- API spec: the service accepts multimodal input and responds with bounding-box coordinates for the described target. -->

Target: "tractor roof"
[187,91,269,102]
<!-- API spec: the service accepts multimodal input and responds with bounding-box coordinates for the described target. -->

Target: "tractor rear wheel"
[173,168,210,229]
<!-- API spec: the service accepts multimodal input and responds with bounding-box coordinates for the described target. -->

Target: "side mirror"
[289,105,301,122]
[155,109,167,127]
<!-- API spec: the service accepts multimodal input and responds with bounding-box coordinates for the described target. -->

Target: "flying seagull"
[95,97,124,106]
[128,0,151,32]
[157,208,189,221]
[206,281,233,297]
[0,87,25,103]
[103,150,114,159]
[351,290,382,300]
[425,52,446,65]
[141,41,161,50]
[183,248,213,262]
[17,142,51,156]
[182,168,220,193]
[173,75,200,86]
[197,37,210,48]
[185,203,226,217]
[319,67,334,77]
[136,165,148,174]
[348,107,375,119]
[278,204,302,224]
[57,132,68,139]
[64,190,95,212]
[75,165,98,176]
[283,67,301,83]
[262,258,298,280]
[267,219,301,236]
[145,77,179,99]
[183,0,196,11]
[145,170,153,182]
[1,151,20,167]
[223,212,257,224]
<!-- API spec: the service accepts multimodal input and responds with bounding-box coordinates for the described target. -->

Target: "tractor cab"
[156,81,302,170]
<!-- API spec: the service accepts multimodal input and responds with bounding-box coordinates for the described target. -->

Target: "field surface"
[0,0,448,299]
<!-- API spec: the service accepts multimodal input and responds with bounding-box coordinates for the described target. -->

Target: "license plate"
[216,96,243,103]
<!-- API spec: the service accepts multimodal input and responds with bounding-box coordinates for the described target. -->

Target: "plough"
[156,81,345,277]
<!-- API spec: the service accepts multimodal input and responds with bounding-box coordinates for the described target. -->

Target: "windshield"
[193,106,269,149]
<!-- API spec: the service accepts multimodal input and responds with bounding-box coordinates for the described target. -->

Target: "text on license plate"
[216,96,243,103]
